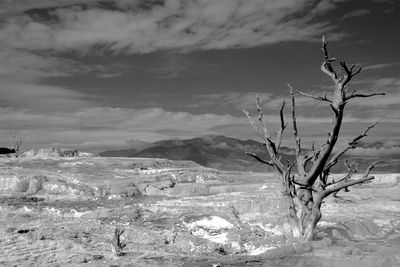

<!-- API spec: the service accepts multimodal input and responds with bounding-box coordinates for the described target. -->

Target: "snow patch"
[70,209,91,218]
[318,221,338,227]
[59,161,94,167]
[113,175,127,179]
[231,241,241,250]
[20,206,33,213]
[185,216,233,230]
[244,243,276,255]
[44,207,62,216]
[108,194,121,200]
[190,228,229,244]
[184,216,233,244]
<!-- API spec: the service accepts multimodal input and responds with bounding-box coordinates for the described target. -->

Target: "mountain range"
[99,135,400,173]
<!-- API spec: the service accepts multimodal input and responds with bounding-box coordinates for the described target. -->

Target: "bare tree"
[243,36,385,241]
[9,129,24,157]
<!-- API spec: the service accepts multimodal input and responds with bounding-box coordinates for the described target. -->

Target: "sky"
[0,0,399,152]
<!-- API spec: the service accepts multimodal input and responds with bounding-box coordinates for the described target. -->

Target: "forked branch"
[324,121,379,172]
[340,61,362,87]
[323,162,377,198]
[321,36,338,83]
[243,97,285,173]
[325,160,358,186]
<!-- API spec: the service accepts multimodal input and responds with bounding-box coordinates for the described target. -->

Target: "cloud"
[130,52,219,79]
[0,35,126,110]
[194,92,273,110]
[330,138,400,157]
[192,90,335,113]
[364,77,400,87]
[0,0,99,16]
[97,72,125,79]
[346,146,400,157]
[0,0,350,112]
[0,49,77,80]
[0,0,357,113]
[0,81,91,111]
[0,0,345,54]
[363,63,398,70]
[0,48,95,111]
[347,77,400,108]
[342,9,371,19]
[372,0,395,3]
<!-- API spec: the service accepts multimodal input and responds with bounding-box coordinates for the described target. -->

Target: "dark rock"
[0,147,15,154]
[150,179,175,190]
[214,246,228,255]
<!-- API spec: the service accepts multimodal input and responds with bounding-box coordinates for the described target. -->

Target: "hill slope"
[100,135,400,172]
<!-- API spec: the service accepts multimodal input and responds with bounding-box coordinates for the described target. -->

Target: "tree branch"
[289,84,307,177]
[345,91,386,102]
[289,84,302,158]
[340,61,362,87]
[324,121,379,172]
[243,109,266,140]
[243,97,285,173]
[275,99,287,151]
[292,179,317,192]
[245,152,274,166]
[297,90,332,103]
[326,160,358,186]
[323,162,377,198]
[321,35,338,83]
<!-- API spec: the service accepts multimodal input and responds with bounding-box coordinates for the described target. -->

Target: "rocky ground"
[0,155,400,266]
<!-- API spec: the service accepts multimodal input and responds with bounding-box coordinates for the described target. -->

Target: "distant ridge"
[99,135,400,173]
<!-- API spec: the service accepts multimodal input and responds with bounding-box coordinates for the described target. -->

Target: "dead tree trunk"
[9,129,24,157]
[243,36,385,241]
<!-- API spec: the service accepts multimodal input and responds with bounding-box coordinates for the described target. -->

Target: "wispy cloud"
[0,81,91,111]
[0,0,344,54]
[363,63,398,70]
[352,76,400,89]
[194,92,273,110]
[192,91,331,111]
[0,0,349,113]
[342,9,371,19]
[97,72,125,79]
